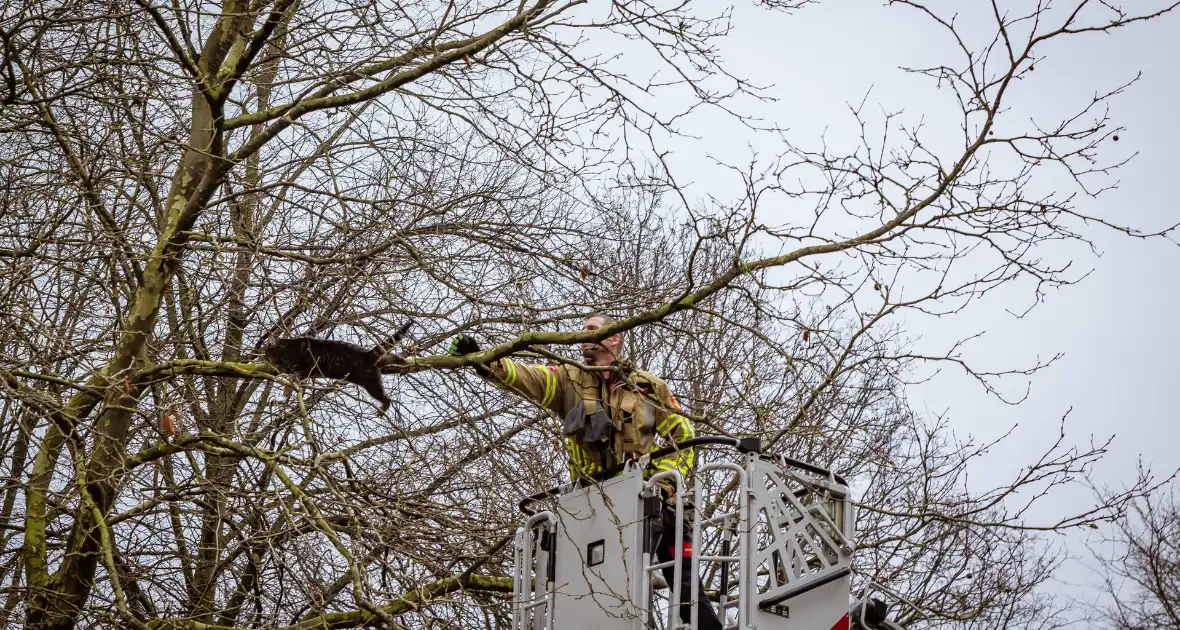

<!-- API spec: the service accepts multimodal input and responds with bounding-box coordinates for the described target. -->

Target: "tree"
[0,0,1176,628]
[1096,486,1180,629]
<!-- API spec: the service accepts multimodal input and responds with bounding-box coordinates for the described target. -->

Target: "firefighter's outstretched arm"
[649,380,696,476]
[448,334,566,416]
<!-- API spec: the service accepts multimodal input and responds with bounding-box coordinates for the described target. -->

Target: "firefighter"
[449,313,723,630]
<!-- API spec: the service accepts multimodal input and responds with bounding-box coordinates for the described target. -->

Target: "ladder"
[511,437,860,630]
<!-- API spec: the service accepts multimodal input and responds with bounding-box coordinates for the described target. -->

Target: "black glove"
[449,334,480,356]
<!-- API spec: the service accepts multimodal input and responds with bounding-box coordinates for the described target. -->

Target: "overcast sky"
[611,0,1180,620]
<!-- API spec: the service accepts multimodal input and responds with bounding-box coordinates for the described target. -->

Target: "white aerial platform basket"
[512,436,883,630]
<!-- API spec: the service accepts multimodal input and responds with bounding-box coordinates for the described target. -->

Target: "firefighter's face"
[581,316,620,365]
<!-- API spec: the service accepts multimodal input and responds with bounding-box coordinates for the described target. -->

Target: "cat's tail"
[372,319,414,357]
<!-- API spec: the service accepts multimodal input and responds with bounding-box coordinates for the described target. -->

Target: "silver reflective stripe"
[641,400,655,433]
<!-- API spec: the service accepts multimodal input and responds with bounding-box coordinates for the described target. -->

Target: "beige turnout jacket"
[485,358,696,481]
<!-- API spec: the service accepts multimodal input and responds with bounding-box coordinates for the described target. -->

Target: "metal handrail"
[512,511,556,630]
[518,435,849,515]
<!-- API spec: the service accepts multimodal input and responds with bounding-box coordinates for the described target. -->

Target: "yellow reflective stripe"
[538,367,557,407]
[654,459,688,475]
[583,450,597,474]
[652,435,694,475]
[657,414,687,436]
[503,359,518,386]
[568,439,603,475]
[567,438,583,472]
[584,447,600,473]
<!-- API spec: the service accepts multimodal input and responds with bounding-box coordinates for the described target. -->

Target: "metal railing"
[512,511,556,630]
[511,436,856,630]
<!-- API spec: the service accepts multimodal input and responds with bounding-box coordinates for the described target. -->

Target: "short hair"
[584,312,617,327]
[584,312,623,345]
